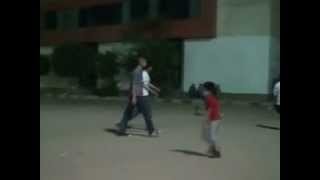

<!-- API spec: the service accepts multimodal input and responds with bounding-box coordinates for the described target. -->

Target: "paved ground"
[40,99,280,180]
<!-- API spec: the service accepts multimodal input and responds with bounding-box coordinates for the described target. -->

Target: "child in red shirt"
[202,82,222,158]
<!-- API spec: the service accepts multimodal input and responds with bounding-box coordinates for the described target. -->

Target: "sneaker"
[207,146,221,158]
[215,151,221,158]
[115,122,121,129]
[148,129,160,137]
[208,150,221,158]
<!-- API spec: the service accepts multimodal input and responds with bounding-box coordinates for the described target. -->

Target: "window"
[45,11,57,30]
[159,0,191,19]
[130,0,149,22]
[190,0,201,17]
[57,9,79,31]
[79,9,89,27]
[79,4,122,27]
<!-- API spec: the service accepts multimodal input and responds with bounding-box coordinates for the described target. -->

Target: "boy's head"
[203,81,218,96]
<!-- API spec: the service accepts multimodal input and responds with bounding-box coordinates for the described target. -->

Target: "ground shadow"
[170,149,209,158]
[103,128,151,138]
[256,124,280,130]
[128,126,147,131]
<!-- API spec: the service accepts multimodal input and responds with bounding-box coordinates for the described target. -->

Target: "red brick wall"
[41,0,217,45]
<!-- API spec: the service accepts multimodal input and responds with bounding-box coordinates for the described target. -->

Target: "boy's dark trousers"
[119,96,154,134]
[274,105,280,114]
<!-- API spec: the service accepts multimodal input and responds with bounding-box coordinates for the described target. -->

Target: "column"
[149,0,159,19]
[190,0,201,17]
[122,0,131,24]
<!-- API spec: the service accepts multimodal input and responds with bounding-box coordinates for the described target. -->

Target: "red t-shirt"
[205,95,221,121]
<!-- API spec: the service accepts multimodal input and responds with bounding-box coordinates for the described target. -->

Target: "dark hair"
[203,81,218,96]
[136,52,146,59]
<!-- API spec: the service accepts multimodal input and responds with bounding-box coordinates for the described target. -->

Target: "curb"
[41,94,273,108]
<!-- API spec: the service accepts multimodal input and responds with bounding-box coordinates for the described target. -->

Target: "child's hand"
[152,90,159,97]
[131,96,137,105]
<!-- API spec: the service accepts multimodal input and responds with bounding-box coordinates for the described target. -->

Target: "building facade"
[40,0,280,95]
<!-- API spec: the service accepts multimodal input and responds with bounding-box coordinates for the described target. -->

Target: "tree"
[122,40,182,97]
[52,43,97,89]
[40,55,50,75]
[122,18,183,97]
[94,52,120,96]
[96,52,119,79]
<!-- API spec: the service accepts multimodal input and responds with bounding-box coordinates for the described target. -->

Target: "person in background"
[188,84,197,99]
[273,80,280,114]
[201,81,222,158]
[194,83,205,115]
[115,65,160,128]
[118,57,160,137]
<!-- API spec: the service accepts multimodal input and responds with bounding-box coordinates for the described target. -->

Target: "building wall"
[183,36,270,94]
[98,42,133,55]
[217,0,271,36]
[40,0,280,95]
[183,0,279,94]
[269,0,280,87]
[40,46,54,55]
[40,0,216,45]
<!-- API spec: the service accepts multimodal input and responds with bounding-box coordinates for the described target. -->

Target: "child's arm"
[131,85,137,104]
[143,84,159,96]
[149,83,161,92]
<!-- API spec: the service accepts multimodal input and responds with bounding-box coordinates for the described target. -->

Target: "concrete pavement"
[41,99,279,180]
